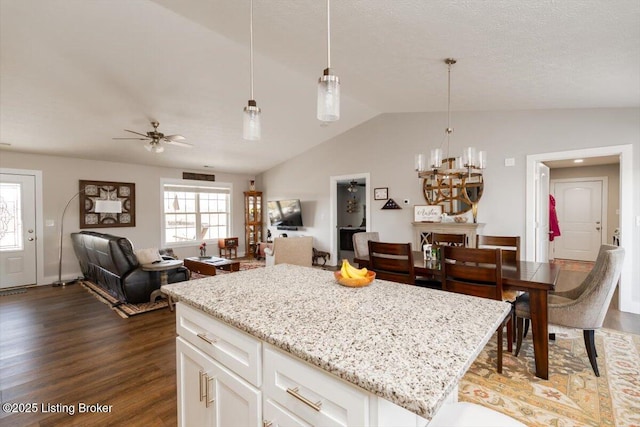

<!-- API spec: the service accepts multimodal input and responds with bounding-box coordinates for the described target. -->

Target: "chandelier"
[415,59,486,180]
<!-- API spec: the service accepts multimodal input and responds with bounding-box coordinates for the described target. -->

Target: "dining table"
[354,251,560,380]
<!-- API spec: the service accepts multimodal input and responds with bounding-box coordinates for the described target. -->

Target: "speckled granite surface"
[162,264,510,419]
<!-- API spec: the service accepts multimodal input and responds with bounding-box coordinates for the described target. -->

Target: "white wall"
[0,152,256,284]
[259,108,640,312]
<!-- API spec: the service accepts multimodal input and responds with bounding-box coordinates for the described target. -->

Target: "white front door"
[0,173,37,288]
[552,179,604,261]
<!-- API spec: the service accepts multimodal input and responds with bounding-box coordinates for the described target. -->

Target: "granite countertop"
[162,264,510,420]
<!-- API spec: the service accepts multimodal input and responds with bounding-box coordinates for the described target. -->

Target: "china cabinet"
[244,191,263,258]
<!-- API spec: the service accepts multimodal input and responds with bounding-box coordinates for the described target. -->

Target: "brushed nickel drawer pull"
[286,387,322,411]
[197,332,216,345]
[199,371,206,402]
[206,375,215,408]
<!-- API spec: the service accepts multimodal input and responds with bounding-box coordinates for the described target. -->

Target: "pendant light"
[243,0,261,140]
[416,58,486,177]
[317,0,340,122]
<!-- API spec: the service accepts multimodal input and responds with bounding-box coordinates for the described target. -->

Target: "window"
[0,182,23,251]
[162,181,231,246]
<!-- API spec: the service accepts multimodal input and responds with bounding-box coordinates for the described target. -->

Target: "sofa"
[71,231,189,304]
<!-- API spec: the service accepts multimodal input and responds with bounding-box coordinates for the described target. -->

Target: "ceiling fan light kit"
[317,0,340,122]
[114,120,191,154]
[243,0,261,141]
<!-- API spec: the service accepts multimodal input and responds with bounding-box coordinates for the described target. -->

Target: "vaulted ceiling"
[1,0,638,174]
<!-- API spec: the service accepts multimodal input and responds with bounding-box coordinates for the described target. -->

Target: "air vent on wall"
[183,172,215,182]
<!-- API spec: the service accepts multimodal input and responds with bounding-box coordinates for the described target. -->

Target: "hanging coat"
[549,194,561,241]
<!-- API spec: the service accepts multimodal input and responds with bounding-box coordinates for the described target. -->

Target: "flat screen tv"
[267,199,303,229]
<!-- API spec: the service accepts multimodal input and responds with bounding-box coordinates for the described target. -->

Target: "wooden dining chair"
[367,241,415,285]
[431,232,466,247]
[441,246,514,373]
[477,235,521,264]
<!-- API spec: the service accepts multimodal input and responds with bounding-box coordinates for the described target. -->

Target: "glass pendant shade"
[243,101,261,141]
[145,143,164,153]
[430,148,443,169]
[478,151,487,169]
[317,69,340,122]
[463,146,477,168]
[414,154,426,172]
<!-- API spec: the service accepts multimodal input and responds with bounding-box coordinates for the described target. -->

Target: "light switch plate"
[504,158,515,167]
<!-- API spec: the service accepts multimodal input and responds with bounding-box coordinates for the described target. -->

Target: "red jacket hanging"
[549,194,561,241]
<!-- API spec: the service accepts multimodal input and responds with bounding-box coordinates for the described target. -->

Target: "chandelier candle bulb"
[463,147,477,168]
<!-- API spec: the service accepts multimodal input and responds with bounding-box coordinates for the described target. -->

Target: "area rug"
[80,281,168,318]
[461,328,640,426]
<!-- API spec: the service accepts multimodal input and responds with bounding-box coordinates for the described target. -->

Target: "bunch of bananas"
[340,259,368,279]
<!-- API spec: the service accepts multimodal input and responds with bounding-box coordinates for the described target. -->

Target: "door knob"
[596,227,601,231]
[28,237,35,241]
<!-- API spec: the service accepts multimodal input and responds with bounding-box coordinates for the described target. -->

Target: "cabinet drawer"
[177,303,261,387]
[264,345,369,427]
[264,398,312,427]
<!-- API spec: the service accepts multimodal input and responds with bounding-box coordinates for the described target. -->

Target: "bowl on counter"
[453,216,468,223]
[334,270,376,288]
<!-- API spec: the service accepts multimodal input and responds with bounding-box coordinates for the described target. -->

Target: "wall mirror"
[421,159,484,215]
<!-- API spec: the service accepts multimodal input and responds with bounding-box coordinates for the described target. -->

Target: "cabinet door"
[212,357,262,427]
[177,337,215,427]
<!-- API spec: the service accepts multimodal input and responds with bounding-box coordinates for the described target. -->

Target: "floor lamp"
[53,191,122,286]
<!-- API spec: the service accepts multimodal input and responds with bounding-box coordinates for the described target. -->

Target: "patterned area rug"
[80,281,168,318]
[461,328,640,426]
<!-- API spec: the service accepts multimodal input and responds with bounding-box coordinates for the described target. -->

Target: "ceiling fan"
[113,121,192,153]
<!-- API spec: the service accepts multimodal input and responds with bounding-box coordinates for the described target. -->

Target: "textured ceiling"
[1,0,638,174]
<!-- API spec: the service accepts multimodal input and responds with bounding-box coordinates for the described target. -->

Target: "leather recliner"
[71,231,189,304]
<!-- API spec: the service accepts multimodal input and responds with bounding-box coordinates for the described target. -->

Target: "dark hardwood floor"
[1,277,638,426]
[0,284,177,426]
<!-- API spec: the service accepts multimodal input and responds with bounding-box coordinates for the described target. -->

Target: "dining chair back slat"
[477,235,521,264]
[368,241,415,285]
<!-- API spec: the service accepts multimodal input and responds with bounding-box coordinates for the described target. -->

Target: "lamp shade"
[243,103,261,141]
[317,71,340,122]
[94,200,122,213]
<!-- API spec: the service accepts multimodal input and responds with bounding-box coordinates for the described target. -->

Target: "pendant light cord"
[249,0,254,100]
[326,0,331,69]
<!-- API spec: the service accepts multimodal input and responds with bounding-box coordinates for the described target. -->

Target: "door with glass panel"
[0,173,37,288]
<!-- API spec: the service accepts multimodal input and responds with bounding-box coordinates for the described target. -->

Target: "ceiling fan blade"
[113,137,148,140]
[165,139,193,148]
[124,129,151,138]
[164,134,186,142]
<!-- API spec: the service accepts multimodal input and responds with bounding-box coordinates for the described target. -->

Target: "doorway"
[525,144,636,314]
[551,178,606,261]
[329,173,370,266]
[0,170,42,288]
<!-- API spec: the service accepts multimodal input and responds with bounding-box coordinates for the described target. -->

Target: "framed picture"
[374,187,388,200]
[79,180,135,228]
[414,205,442,222]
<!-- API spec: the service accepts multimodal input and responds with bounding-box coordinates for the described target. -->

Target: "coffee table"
[184,256,241,275]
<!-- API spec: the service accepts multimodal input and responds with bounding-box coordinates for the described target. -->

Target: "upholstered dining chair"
[477,235,521,264]
[352,232,380,259]
[431,232,467,247]
[514,245,625,376]
[264,236,313,267]
[441,246,516,373]
[367,241,415,285]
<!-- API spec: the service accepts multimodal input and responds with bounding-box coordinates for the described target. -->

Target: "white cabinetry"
[176,303,433,426]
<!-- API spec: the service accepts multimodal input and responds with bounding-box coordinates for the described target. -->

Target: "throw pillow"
[135,247,162,265]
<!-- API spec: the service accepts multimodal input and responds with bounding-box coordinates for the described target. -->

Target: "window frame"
[160,178,233,248]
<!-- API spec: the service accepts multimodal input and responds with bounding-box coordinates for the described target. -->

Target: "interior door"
[0,173,37,288]
[534,163,550,262]
[552,180,603,261]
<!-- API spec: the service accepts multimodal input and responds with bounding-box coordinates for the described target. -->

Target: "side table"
[141,259,184,311]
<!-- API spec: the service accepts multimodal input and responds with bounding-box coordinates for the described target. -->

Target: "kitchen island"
[162,264,510,426]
